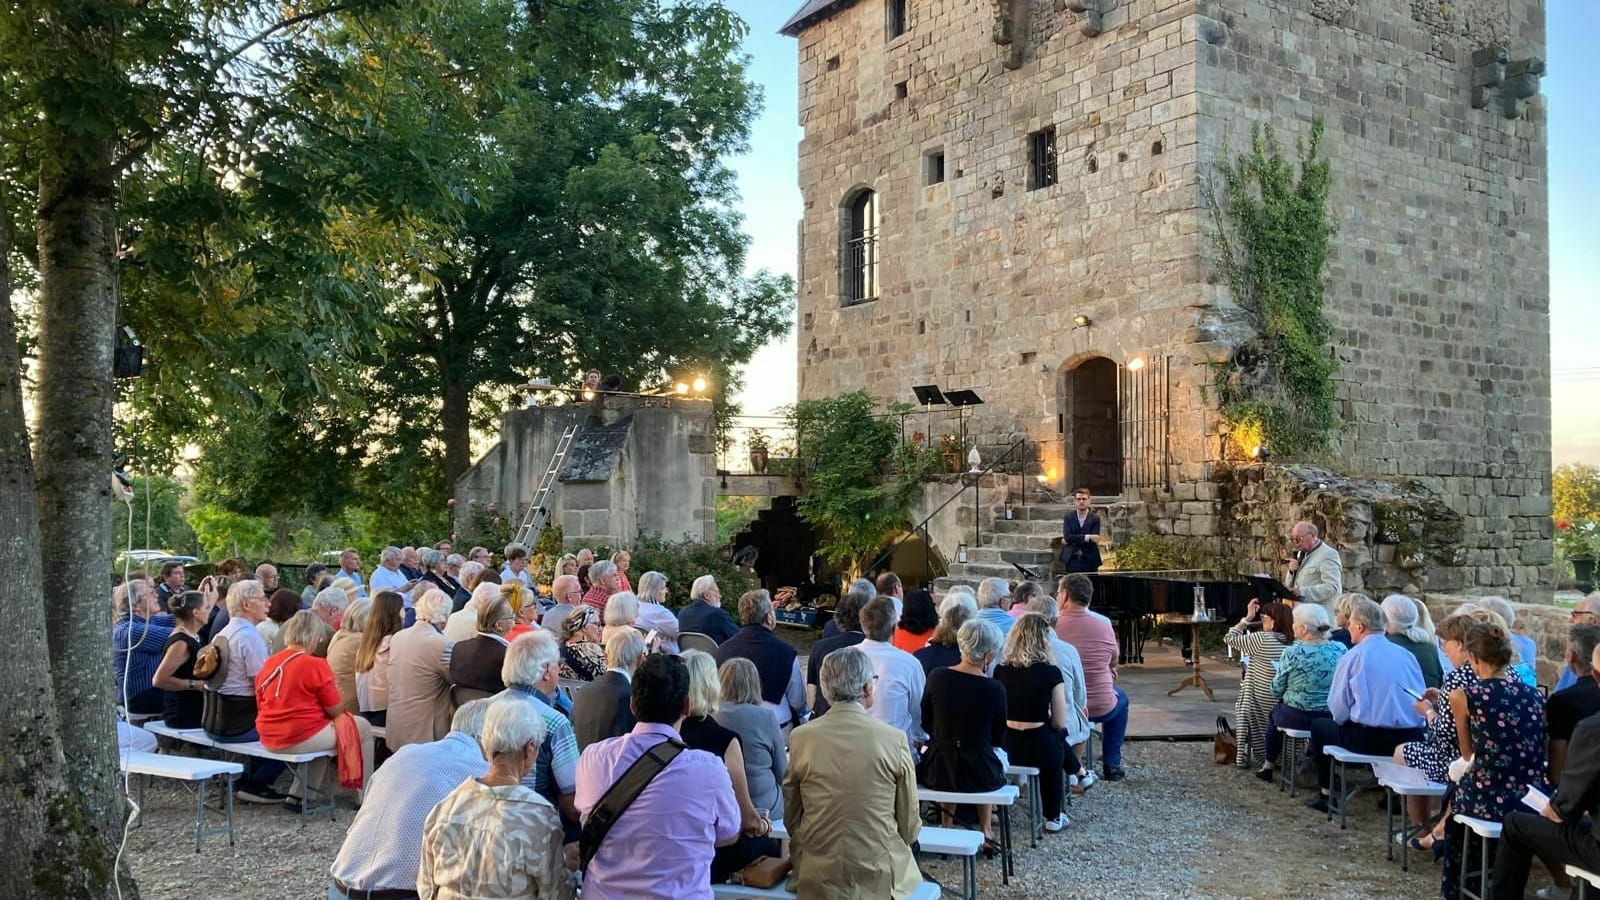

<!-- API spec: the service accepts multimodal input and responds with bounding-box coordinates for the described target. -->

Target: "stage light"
[582,389,596,401]
[1073,315,1090,327]
[1251,444,1271,462]
[675,382,689,395]
[692,375,708,393]
[1126,357,1146,371]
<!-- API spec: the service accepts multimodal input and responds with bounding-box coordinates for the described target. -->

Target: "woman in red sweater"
[257,611,375,811]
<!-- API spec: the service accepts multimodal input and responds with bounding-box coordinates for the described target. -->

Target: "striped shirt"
[496,685,580,803]
[114,614,176,702]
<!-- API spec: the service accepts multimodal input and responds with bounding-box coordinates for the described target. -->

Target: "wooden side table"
[1161,614,1217,701]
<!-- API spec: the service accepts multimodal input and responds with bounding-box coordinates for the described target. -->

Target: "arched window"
[841,189,880,306]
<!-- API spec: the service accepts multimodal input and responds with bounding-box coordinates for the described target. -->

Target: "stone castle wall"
[787,0,1551,598]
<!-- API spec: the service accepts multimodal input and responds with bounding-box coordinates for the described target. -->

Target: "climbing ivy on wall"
[1209,119,1339,458]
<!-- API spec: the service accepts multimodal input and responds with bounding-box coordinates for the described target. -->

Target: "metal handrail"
[864,439,1030,583]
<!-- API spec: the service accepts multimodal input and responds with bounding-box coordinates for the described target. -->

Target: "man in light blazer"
[784,647,922,900]
[1287,521,1342,607]
[572,630,645,750]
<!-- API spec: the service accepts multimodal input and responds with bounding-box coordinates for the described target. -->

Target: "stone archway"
[1059,356,1122,495]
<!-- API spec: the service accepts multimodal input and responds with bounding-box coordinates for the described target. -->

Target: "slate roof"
[779,0,859,36]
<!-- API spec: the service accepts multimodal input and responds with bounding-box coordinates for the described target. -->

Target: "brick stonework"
[786,0,1550,598]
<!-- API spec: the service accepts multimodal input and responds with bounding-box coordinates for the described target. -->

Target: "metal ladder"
[512,423,580,548]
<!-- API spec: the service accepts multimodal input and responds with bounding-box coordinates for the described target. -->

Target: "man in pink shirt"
[1054,574,1129,780]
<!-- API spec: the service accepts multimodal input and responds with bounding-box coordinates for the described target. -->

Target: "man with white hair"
[714,589,807,728]
[253,562,279,594]
[975,576,1015,636]
[572,630,646,749]
[1286,521,1341,605]
[309,586,348,658]
[370,545,416,599]
[580,560,620,612]
[677,574,737,644]
[1546,623,1600,784]
[328,699,494,900]
[1382,594,1443,688]
[399,546,423,581]
[496,632,581,826]
[1304,595,1424,813]
[1555,593,1600,692]
[542,574,584,638]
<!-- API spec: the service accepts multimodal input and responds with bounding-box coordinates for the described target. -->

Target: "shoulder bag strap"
[578,738,687,872]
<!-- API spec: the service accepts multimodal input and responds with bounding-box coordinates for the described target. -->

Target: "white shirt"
[369,564,412,604]
[856,638,927,755]
[634,601,680,653]
[500,566,534,589]
[1047,632,1092,744]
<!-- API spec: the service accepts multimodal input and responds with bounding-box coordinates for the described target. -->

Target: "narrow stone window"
[1027,126,1058,191]
[924,149,946,185]
[840,189,880,306]
[1152,139,1164,155]
[886,0,908,40]
[895,80,909,100]
[826,55,840,71]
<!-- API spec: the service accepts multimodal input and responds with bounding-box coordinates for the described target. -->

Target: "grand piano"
[1085,572,1262,665]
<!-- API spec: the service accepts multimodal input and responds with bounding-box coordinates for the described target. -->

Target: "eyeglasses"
[1572,610,1595,621]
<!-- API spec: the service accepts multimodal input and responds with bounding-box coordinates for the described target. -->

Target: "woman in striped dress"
[1224,600,1294,769]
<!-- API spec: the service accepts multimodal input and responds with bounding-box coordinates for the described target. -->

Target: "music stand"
[944,390,984,453]
[1245,574,1296,603]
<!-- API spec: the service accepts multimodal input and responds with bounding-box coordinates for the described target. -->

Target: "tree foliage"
[1553,463,1600,526]
[112,475,198,559]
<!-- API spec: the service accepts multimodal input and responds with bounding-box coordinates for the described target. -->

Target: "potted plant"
[747,429,770,475]
[1557,519,1600,591]
[937,433,965,473]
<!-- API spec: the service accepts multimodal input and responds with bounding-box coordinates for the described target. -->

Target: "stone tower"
[782,0,1551,597]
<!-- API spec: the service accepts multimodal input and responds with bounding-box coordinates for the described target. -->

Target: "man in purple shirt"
[576,653,740,899]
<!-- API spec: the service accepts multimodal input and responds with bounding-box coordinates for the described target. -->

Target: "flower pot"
[749,448,769,475]
[1574,557,1597,593]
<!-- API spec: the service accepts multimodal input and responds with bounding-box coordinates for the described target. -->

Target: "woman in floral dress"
[1395,610,1482,845]
[1438,616,1549,900]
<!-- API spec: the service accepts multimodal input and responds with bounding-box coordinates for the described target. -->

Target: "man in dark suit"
[1060,487,1104,573]
[677,575,738,644]
[571,629,646,750]
[1491,642,1600,899]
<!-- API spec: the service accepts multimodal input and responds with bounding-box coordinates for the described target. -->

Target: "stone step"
[963,546,1055,566]
[991,518,1061,536]
[945,561,1031,580]
[988,532,1060,551]
[933,575,986,593]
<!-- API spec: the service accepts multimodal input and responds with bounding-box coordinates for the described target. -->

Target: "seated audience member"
[680,650,778,881]
[299,563,328,606]
[555,553,579,579]
[806,580,871,716]
[118,719,157,755]
[1409,594,1452,675]
[715,657,787,824]
[1329,592,1360,649]
[1225,599,1294,771]
[1489,641,1600,900]
[331,698,492,890]
[678,575,738,645]
[975,576,1015,637]
[1305,595,1425,813]
[1439,616,1549,899]
[1022,593,1096,791]
[558,604,607,682]
[1383,593,1444,689]
[1262,603,1346,783]
[256,610,375,810]
[503,581,538,641]
[500,541,534,590]
[581,560,621,612]
[601,590,643,644]
[494,632,581,823]
[875,571,907,619]
[255,563,280,595]
[611,550,634,594]
[996,614,1070,832]
[575,653,740,899]
[1393,610,1484,846]
[448,582,498,642]
[1548,623,1600,784]
[258,588,299,652]
[633,571,681,653]
[369,546,413,600]
[919,618,1008,843]
[152,589,213,729]
[714,589,807,728]
[454,560,486,612]
[1009,581,1046,620]
[916,591,977,676]
[355,590,404,726]
[450,596,516,699]
[572,630,646,749]
[205,578,286,802]
[387,590,455,750]
[785,647,922,898]
[1056,573,1129,780]
[1553,594,1600,692]
[310,586,349,657]
[543,573,585,635]
[820,578,873,640]
[857,595,927,757]
[325,594,371,715]
[418,700,575,900]
[892,588,939,654]
[113,578,175,715]
[1476,595,1539,687]
[418,547,462,601]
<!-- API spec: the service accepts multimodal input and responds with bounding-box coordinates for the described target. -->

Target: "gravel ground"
[124,739,1476,900]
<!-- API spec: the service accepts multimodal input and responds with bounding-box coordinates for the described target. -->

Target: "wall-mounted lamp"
[1126,357,1146,371]
[1072,315,1091,327]
[1251,444,1271,462]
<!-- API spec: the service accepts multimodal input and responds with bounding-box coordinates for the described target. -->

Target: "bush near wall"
[626,534,754,613]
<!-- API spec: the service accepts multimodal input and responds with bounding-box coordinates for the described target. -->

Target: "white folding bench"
[1005,763,1043,846]
[121,750,243,852]
[1566,864,1600,899]
[143,721,339,823]
[918,783,1020,884]
[1275,727,1312,796]
[712,879,941,899]
[1454,815,1501,900]
[1371,761,1448,873]
[117,705,162,727]
[1322,746,1393,829]
[760,819,981,900]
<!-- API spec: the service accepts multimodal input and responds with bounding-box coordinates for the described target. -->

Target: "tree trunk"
[30,143,136,896]
[440,350,473,494]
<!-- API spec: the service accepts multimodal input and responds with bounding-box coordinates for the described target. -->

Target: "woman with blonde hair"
[632,570,680,653]
[556,554,579,578]
[610,550,634,593]
[679,649,776,881]
[502,581,537,640]
[994,613,1069,832]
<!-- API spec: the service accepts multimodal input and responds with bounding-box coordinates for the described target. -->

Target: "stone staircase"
[934,498,1123,593]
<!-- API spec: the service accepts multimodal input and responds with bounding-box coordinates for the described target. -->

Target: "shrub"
[627,534,755,613]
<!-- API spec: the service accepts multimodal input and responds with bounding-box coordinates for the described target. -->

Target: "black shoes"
[1304,793,1336,814]
[1102,765,1127,782]
[1255,768,1275,783]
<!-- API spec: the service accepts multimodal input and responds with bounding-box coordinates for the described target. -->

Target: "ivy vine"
[1208,119,1338,458]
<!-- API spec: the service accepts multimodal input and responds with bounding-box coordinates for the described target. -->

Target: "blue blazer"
[1061,512,1103,572]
